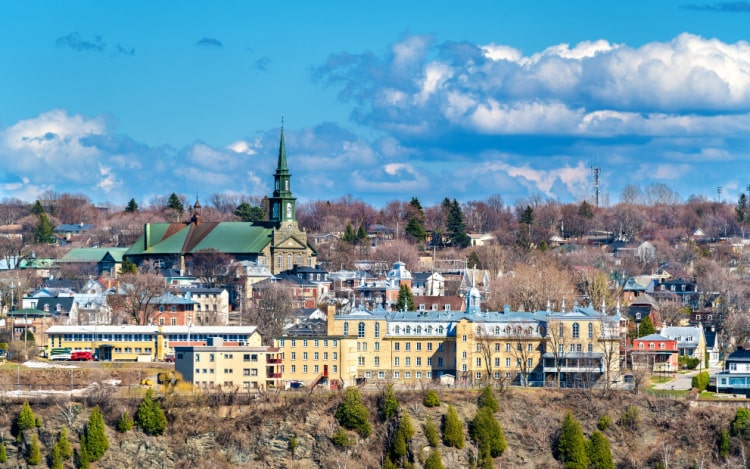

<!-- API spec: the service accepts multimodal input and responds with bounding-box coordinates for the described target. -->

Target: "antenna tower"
[592,162,601,207]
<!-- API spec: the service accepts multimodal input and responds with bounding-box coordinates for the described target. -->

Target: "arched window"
[558,323,564,338]
[287,254,293,268]
[394,325,400,334]
[572,323,580,339]
[587,322,593,339]
[358,322,365,338]
[476,326,482,335]
[405,326,411,334]
[276,254,282,267]
[374,323,380,338]
[416,326,422,334]
[437,326,444,335]
[427,326,433,334]
[494,326,500,335]
[343,322,349,336]
[296,254,302,266]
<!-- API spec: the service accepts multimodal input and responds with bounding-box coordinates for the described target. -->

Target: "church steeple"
[268,120,297,224]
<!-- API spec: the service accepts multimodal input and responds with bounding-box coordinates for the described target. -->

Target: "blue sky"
[2,1,750,209]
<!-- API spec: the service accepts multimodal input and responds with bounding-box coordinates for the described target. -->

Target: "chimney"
[144,223,150,250]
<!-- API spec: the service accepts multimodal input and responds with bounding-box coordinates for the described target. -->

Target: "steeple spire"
[268,119,296,224]
[277,117,288,173]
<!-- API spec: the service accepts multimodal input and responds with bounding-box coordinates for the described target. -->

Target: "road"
[651,365,722,391]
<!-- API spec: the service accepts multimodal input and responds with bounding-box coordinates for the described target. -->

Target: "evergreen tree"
[382,456,397,469]
[34,212,56,244]
[637,315,657,338]
[334,388,372,437]
[470,407,507,467]
[288,435,298,462]
[15,401,36,433]
[557,411,588,469]
[120,257,138,274]
[423,389,440,407]
[57,426,73,460]
[445,199,470,247]
[478,386,499,413]
[587,431,614,469]
[719,428,731,458]
[31,200,45,216]
[424,449,445,469]
[84,406,108,462]
[578,201,594,219]
[356,225,368,244]
[342,223,357,244]
[234,202,266,222]
[166,193,184,214]
[424,416,440,447]
[395,284,415,311]
[331,428,352,448]
[442,405,465,449]
[405,216,427,243]
[732,407,750,439]
[737,193,748,223]
[0,440,6,464]
[124,198,139,213]
[135,389,167,436]
[27,433,41,466]
[76,434,90,469]
[380,384,399,421]
[50,442,64,469]
[116,411,134,433]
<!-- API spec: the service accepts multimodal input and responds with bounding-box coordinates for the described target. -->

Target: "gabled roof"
[126,222,273,256]
[60,247,128,263]
[635,334,673,342]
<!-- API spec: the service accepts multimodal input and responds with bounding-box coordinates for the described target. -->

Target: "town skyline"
[3,2,750,208]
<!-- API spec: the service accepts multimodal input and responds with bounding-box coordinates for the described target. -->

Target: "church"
[124,127,317,275]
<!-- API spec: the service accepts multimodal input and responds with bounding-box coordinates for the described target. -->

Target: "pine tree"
[587,431,614,469]
[381,384,399,421]
[405,216,427,243]
[31,200,46,216]
[125,198,139,213]
[34,212,55,244]
[27,433,41,465]
[637,315,657,338]
[342,223,356,244]
[15,401,36,432]
[58,426,73,460]
[395,284,415,311]
[84,406,108,462]
[50,442,64,469]
[234,202,265,222]
[389,414,415,462]
[382,456,397,469]
[166,193,184,214]
[442,405,465,449]
[719,428,731,458]
[477,386,499,413]
[76,434,90,469]
[423,389,440,407]
[732,408,750,439]
[470,407,507,466]
[445,199,469,247]
[557,411,588,469]
[120,257,138,274]
[356,225,368,244]
[331,428,352,448]
[737,193,748,223]
[424,449,445,469]
[334,388,372,437]
[424,416,440,447]
[135,389,167,435]
[0,440,6,464]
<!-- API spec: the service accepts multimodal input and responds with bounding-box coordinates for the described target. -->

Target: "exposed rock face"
[0,388,738,468]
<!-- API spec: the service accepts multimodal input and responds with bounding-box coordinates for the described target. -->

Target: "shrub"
[719,428,730,458]
[470,406,507,467]
[381,384,399,421]
[587,431,614,469]
[442,405,465,449]
[679,356,700,370]
[50,442,63,469]
[423,389,441,407]
[597,415,612,432]
[76,435,90,469]
[382,456,397,469]
[390,414,416,463]
[27,433,41,466]
[557,411,588,469]
[477,386,499,413]
[424,449,445,469]
[619,405,640,430]
[84,406,108,462]
[732,408,750,439]
[117,411,134,433]
[331,428,352,448]
[424,416,440,447]
[691,371,710,391]
[334,388,372,437]
[0,440,6,464]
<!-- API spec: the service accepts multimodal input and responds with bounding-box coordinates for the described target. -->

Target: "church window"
[285,180,289,191]
[287,254,292,268]
[296,254,302,265]
[276,254,282,267]
[286,202,292,218]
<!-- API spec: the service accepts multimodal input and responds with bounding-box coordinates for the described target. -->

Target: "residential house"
[468,233,495,247]
[59,247,129,277]
[626,293,661,336]
[631,334,679,373]
[152,292,198,326]
[716,348,750,395]
[170,287,229,325]
[413,296,465,313]
[412,272,445,296]
[660,325,707,364]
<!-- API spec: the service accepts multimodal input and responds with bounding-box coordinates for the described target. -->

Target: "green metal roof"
[125,222,273,256]
[60,247,128,263]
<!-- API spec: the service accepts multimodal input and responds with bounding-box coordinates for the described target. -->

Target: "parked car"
[164,354,175,363]
[70,351,94,361]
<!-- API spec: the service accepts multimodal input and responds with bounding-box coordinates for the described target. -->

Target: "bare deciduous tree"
[108,273,166,325]
[249,282,295,345]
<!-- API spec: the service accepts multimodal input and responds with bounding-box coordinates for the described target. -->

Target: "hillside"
[0,385,741,468]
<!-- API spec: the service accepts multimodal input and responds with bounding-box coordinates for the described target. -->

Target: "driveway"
[651,365,722,391]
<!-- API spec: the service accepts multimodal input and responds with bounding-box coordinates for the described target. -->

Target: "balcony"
[266,356,283,364]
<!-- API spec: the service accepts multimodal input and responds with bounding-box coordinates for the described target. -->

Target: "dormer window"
[419,304,425,311]
[635,313,641,320]
[444,304,450,311]
[43,304,50,312]
[55,303,62,312]
[431,304,438,311]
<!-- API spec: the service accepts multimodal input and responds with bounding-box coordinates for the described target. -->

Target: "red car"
[70,351,94,361]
